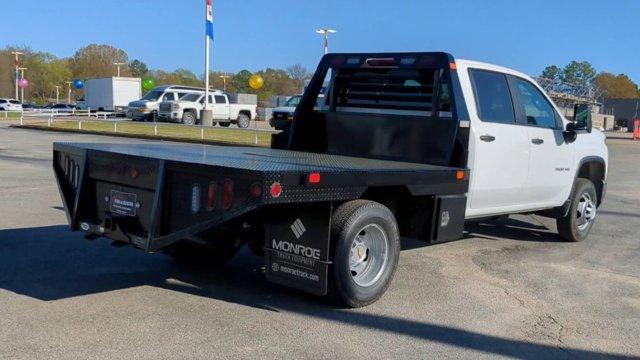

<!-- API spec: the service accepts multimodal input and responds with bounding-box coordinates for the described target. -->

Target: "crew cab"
[53,52,607,308]
[158,91,257,128]
[126,85,203,121]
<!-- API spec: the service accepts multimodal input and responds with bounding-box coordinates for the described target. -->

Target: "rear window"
[333,68,439,116]
[181,93,201,102]
[469,69,515,124]
[0,100,6,104]
[9,100,21,104]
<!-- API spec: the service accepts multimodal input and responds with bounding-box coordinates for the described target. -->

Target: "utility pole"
[113,62,125,77]
[315,28,337,55]
[66,81,73,104]
[201,0,214,127]
[18,67,27,103]
[11,51,24,99]
[220,75,231,92]
[55,85,61,104]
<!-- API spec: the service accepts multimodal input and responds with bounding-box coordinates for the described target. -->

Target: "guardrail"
[14,112,278,145]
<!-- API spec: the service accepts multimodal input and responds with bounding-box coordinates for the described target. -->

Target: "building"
[603,99,640,132]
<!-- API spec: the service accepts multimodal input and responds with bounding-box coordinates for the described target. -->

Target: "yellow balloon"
[249,74,264,90]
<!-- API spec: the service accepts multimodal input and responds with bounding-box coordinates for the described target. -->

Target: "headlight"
[137,107,147,112]
[172,103,180,110]
[287,114,294,120]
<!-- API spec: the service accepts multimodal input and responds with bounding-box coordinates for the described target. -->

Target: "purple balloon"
[18,78,29,89]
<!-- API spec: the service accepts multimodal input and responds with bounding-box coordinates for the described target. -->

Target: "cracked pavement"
[0,123,639,359]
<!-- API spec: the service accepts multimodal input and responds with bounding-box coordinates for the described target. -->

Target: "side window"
[177,92,188,99]
[162,93,176,101]
[513,78,558,129]
[214,95,227,104]
[469,70,515,124]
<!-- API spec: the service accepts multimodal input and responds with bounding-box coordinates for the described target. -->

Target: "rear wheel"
[237,113,251,128]
[330,200,400,308]
[556,178,597,242]
[182,111,197,125]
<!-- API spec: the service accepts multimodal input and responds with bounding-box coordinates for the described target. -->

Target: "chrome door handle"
[531,138,544,145]
[480,135,495,142]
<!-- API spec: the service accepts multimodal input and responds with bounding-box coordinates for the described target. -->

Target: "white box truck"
[84,77,141,112]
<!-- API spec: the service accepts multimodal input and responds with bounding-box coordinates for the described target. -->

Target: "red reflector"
[130,168,139,179]
[455,170,465,180]
[250,183,263,198]
[308,172,321,184]
[449,62,457,70]
[270,182,282,198]
[207,182,217,211]
[221,179,234,210]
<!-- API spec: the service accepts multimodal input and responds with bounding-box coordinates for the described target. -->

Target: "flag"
[206,0,214,41]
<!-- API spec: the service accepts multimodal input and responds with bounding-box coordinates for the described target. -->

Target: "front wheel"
[330,200,400,308]
[237,114,251,128]
[556,178,598,242]
[182,111,196,125]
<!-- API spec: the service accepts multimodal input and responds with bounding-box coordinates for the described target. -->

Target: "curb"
[9,124,268,147]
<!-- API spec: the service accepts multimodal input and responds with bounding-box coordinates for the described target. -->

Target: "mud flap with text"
[265,203,332,296]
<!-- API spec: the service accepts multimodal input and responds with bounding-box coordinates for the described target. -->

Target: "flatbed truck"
[53,52,607,307]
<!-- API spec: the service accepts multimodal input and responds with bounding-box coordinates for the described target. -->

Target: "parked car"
[158,91,257,128]
[126,85,203,121]
[0,98,22,111]
[21,103,40,110]
[46,104,76,113]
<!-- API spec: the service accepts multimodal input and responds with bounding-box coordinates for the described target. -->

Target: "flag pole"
[202,0,214,129]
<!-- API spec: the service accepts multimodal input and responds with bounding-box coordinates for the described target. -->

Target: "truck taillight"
[250,183,263,198]
[207,182,218,211]
[270,182,282,198]
[221,179,234,210]
[191,184,201,214]
[308,172,321,184]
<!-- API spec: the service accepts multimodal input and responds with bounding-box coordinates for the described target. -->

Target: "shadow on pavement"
[0,224,634,360]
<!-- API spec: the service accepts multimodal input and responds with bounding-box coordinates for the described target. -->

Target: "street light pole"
[66,81,73,104]
[220,75,230,92]
[11,51,24,100]
[18,67,27,103]
[113,62,125,77]
[55,86,61,104]
[315,28,337,55]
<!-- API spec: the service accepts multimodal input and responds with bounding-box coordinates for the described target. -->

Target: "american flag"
[206,0,214,41]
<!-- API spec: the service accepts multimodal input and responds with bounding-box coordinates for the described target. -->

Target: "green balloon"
[142,77,155,91]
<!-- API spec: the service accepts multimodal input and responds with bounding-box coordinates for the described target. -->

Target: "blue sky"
[2,0,638,83]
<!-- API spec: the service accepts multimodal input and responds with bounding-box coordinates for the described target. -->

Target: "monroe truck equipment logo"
[272,239,320,260]
[290,218,306,239]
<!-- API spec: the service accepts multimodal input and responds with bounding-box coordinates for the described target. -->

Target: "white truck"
[84,77,141,112]
[54,52,608,307]
[158,91,257,128]
[126,85,203,121]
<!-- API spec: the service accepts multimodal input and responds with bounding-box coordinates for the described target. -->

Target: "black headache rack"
[53,142,469,253]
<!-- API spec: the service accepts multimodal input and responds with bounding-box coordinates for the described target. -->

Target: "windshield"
[181,93,202,102]
[141,90,163,101]
[284,96,302,107]
[9,100,21,104]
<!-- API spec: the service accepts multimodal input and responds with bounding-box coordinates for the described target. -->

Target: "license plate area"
[110,190,138,216]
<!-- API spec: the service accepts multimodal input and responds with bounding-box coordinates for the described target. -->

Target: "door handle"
[479,135,495,142]
[531,138,544,145]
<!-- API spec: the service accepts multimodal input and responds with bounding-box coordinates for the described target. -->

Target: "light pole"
[18,67,27,103]
[220,75,231,92]
[11,51,24,99]
[113,62,125,77]
[55,85,61,104]
[66,81,73,104]
[315,28,337,55]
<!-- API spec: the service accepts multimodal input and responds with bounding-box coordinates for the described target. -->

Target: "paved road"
[1,124,639,359]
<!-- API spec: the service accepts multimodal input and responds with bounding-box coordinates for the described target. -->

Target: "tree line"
[0,44,312,104]
[540,61,640,100]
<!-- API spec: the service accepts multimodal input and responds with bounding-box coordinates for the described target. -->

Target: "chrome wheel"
[576,192,596,231]
[349,223,389,287]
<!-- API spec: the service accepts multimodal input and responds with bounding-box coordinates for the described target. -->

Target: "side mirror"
[573,103,592,133]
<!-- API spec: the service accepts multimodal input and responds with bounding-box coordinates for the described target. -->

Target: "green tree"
[562,61,597,89]
[24,52,72,103]
[71,44,129,79]
[286,64,311,93]
[541,65,562,81]
[128,59,148,78]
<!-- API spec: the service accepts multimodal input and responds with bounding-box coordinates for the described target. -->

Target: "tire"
[182,111,196,125]
[237,113,250,128]
[212,122,217,127]
[556,178,598,242]
[219,122,230,127]
[163,237,239,267]
[330,200,400,308]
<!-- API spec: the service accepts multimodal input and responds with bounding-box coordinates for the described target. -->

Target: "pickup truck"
[53,52,607,307]
[270,94,325,130]
[158,91,257,128]
[126,85,203,121]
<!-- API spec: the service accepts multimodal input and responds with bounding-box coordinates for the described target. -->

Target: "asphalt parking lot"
[1,123,639,359]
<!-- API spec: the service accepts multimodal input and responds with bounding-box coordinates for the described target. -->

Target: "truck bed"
[53,142,468,251]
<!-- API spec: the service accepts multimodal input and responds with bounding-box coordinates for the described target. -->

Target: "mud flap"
[265,203,332,296]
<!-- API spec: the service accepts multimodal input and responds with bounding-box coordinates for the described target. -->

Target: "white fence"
[7,110,278,145]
